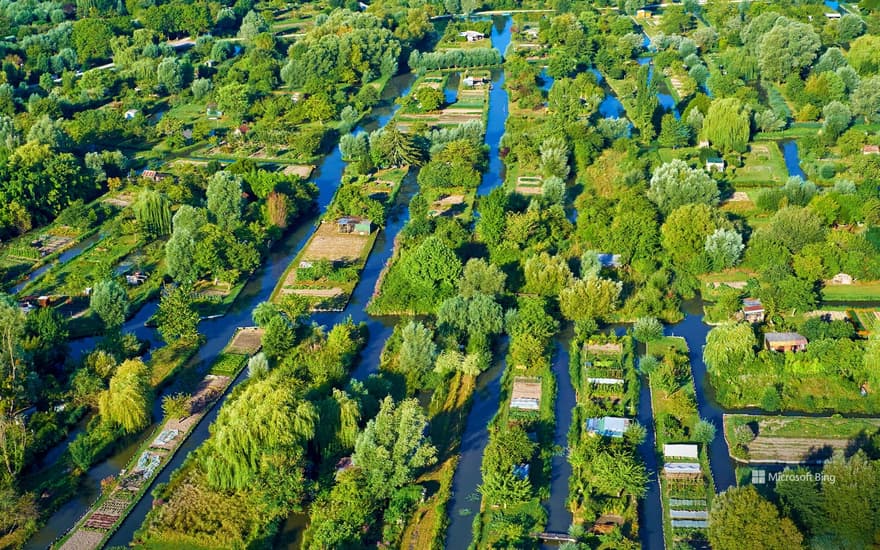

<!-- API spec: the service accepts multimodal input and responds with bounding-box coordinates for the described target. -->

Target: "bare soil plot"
[744,437,852,463]
[300,222,371,263]
[515,175,543,195]
[429,194,466,217]
[710,281,747,289]
[725,191,751,203]
[584,343,623,354]
[725,415,880,463]
[38,235,74,255]
[103,192,136,208]
[804,310,849,321]
[59,529,105,550]
[227,328,264,355]
[171,158,210,167]
[194,281,232,298]
[282,287,344,298]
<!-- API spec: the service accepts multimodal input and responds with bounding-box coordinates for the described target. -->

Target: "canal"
[27,73,418,550]
[666,303,737,493]
[542,329,575,536]
[445,14,511,550]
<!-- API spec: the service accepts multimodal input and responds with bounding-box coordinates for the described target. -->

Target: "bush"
[68,421,125,471]
[633,316,664,343]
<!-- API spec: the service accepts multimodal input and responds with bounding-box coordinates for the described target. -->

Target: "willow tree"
[203,373,317,491]
[98,358,152,434]
[316,389,361,456]
[133,189,172,237]
[703,323,756,374]
[702,97,750,153]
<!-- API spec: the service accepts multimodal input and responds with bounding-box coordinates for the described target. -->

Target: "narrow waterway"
[542,329,575,536]
[445,344,508,550]
[10,232,103,295]
[588,68,627,120]
[27,73,417,550]
[444,15,512,550]
[475,16,511,198]
[639,57,680,119]
[635,358,665,549]
[666,304,737,492]
[780,140,806,180]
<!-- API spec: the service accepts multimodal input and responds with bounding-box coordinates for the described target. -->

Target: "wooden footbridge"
[537,532,577,543]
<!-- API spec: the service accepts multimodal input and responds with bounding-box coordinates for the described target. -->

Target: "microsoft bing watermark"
[752,469,835,485]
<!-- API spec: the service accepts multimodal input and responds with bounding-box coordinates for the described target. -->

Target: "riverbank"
[24,72,419,550]
[53,331,259,550]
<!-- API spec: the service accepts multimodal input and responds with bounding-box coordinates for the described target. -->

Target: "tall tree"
[702,98,750,153]
[206,171,243,229]
[397,321,437,392]
[98,358,152,434]
[647,159,720,214]
[133,189,172,237]
[633,64,659,140]
[757,18,820,82]
[156,283,200,343]
[0,296,27,415]
[459,258,507,298]
[352,397,437,500]
[165,228,198,283]
[709,486,804,550]
[370,125,422,168]
[90,279,129,331]
[559,277,623,322]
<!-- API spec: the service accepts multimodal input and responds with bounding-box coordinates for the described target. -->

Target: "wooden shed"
[764,332,808,352]
[336,217,372,235]
[741,298,765,323]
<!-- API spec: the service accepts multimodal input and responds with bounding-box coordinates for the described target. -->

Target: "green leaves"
[352,397,437,501]
[90,279,129,331]
[98,358,152,434]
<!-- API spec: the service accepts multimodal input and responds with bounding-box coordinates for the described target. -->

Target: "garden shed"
[510,377,542,410]
[705,157,725,172]
[336,217,372,235]
[586,416,631,438]
[463,75,490,87]
[764,332,808,352]
[459,30,486,42]
[741,298,765,323]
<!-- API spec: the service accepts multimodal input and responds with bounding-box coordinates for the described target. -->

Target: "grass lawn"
[820,281,880,301]
[192,280,246,317]
[726,414,880,440]
[646,336,689,356]
[151,341,201,386]
[732,141,788,186]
